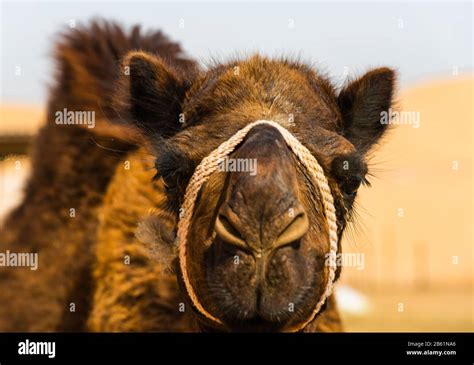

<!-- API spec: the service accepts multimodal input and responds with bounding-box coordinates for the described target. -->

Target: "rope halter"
[176,120,338,332]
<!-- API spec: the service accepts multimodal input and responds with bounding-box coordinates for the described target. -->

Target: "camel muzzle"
[176,120,339,332]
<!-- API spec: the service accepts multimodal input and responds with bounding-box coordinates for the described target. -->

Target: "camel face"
[118,52,395,331]
[185,125,331,331]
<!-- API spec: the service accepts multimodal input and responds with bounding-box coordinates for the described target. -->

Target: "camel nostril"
[275,213,309,248]
[215,214,246,248]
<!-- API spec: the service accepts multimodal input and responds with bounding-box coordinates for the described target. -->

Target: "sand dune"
[0,104,44,138]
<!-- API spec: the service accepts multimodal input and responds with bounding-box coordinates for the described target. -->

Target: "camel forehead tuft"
[183,55,340,130]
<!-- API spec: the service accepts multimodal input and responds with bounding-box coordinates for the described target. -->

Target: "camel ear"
[114,51,188,137]
[338,67,396,153]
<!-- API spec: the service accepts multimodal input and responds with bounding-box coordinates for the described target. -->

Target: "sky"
[0,1,472,104]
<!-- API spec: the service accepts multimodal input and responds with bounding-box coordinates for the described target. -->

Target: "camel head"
[117,52,395,331]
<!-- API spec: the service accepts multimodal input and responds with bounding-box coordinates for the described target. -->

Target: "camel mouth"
[202,235,326,330]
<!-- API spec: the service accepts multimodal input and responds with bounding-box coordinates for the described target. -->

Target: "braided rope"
[177,120,338,331]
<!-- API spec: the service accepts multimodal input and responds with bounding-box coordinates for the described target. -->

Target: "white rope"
[176,120,338,331]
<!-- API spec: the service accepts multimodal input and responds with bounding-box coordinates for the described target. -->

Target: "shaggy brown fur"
[88,146,343,332]
[87,147,193,331]
[0,20,196,331]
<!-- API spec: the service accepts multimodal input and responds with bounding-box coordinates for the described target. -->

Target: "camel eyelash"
[152,171,161,181]
[152,170,179,190]
[361,175,371,187]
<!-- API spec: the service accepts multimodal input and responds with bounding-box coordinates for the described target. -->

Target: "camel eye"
[341,176,362,196]
[152,170,178,191]
[164,182,177,192]
[153,140,195,194]
[163,174,179,192]
[330,154,369,198]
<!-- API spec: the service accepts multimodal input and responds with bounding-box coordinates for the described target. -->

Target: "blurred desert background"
[0,1,472,332]
[337,75,473,331]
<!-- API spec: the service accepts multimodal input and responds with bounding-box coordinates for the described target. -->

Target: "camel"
[0,20,395,332]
